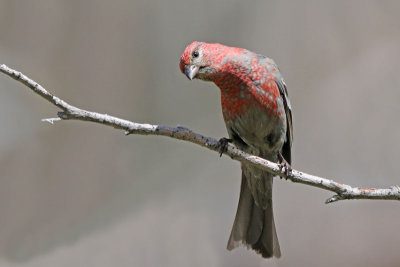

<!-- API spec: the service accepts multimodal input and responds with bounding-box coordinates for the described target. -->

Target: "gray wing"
[257,54,293,163]
[275,77,293,164]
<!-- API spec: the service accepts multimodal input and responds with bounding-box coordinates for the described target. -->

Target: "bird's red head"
[179,41,202,74]
[179,41,229,81]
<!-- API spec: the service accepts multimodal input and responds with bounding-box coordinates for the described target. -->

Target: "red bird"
[180,42,293,258]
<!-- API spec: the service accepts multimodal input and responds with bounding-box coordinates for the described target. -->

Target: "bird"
[179,41,293,258]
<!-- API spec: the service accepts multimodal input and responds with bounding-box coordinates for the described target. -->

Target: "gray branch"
[1,63,399,204]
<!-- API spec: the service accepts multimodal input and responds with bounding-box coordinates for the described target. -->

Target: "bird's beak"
[183,64,199,80]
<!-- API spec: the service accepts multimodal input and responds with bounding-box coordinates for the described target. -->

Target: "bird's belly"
[226,105,286,158]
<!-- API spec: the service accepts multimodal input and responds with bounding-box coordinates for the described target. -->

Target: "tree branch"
[1,63,399,204]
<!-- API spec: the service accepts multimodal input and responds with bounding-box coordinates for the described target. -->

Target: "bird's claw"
[278,152,292,178]
[218,137,232,157]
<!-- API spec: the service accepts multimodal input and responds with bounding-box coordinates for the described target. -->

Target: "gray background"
[0,1,400,266]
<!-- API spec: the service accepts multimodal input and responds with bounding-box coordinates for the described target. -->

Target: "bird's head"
[179,41,226,81]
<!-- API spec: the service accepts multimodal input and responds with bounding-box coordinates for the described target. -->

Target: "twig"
[1,63,399,204]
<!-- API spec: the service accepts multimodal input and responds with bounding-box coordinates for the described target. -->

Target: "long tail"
[227,166,281,258]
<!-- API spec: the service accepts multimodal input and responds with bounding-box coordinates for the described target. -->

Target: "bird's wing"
[275,77,293,164]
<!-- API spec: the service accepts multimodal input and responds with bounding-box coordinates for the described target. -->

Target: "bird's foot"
[218,137,232,157]
[278,152,292,178]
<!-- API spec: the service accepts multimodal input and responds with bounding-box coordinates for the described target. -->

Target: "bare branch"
[1,63,399,203]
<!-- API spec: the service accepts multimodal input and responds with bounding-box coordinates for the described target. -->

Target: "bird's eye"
[192,50,199,58]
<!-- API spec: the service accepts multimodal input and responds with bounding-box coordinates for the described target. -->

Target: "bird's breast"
[225,102,287,155]
[220,82,284,122]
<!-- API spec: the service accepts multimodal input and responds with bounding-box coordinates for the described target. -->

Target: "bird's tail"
[227,165,281,258]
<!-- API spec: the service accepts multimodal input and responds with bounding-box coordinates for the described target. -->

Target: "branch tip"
[325,195,344,204]
[41,117,61,124]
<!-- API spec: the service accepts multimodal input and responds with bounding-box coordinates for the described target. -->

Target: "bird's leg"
[218,137,233,157]
[278,152,292,177]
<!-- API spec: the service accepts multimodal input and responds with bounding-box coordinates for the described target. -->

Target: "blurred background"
[0,1,400,266]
